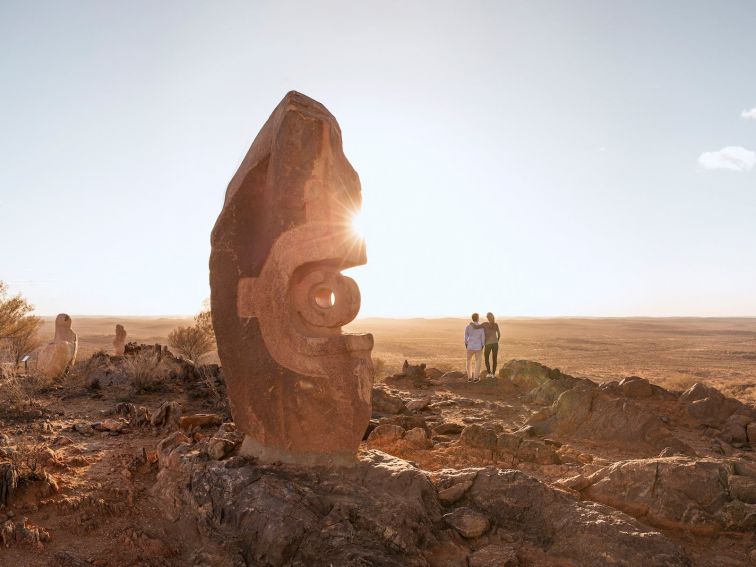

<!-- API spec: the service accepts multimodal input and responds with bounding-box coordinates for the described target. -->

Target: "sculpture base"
[239,435,357,467]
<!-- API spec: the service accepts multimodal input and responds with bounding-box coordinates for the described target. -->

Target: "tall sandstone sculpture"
[37,313,78,378]
[113,324,127,356]
[210,91,374,465]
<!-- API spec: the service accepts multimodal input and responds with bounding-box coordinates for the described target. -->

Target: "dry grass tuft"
[122,352,178,393]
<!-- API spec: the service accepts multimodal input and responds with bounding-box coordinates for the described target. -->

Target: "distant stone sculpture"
[37,313,78,378]
[210,91,374,465]
[113,324,127,356]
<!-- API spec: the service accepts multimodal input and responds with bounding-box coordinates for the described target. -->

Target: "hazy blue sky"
[1,1,755,317]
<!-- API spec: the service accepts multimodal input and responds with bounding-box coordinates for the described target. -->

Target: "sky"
[1,0,755,318]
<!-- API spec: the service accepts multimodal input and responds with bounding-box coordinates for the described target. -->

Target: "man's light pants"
[466,348,483,379]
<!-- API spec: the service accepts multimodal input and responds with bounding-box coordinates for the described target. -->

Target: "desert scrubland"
[49,315,756,400]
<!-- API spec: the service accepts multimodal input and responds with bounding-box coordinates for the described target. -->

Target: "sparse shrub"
[168,325,215,363]
[122,351,177,393]
[10,442,48,479]
[0,369,50,415]
[0,281,35,342]
[5,315,42,366]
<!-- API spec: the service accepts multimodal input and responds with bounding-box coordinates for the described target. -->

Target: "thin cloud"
[741,108,756,120]
[698,146,756,172]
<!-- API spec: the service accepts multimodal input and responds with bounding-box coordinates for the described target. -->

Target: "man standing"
[483,312,501,378]
[464,313,486,382]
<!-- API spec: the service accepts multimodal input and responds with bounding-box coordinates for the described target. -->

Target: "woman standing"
[483,312,501,378]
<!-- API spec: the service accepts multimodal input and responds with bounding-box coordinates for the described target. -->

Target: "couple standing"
[464,312,500,382]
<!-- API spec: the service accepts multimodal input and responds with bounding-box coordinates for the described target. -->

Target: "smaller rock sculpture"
[113,324,127,356]
[37,313,78,378]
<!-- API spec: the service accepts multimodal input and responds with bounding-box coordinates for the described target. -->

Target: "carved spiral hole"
[313,287,336,309]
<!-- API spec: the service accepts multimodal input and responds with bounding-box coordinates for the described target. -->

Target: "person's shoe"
[473,376,481,382]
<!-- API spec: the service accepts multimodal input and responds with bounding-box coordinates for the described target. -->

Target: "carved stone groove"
[210,91,373,465]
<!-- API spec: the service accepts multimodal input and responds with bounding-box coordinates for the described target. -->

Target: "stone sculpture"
[113,324,127,356]
[37,313,78,378]
[209,91,374,465]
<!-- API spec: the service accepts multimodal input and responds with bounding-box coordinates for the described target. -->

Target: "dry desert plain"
[40,315,756,401]
[4,314,753,566]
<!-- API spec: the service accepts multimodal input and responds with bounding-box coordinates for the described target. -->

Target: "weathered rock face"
[209,91,373,465]
[558,456,756,534]
[153,436,690,567]
[37,313,78,378]
[527,381,691,455]
[499,360,590,405]
[113,324,126,356]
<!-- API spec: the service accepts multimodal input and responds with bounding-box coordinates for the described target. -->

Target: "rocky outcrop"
[499,360,589,404]
[526,382,691,455]
[679,383,747,424]
[558,456,756,534]
[152,434,690,567]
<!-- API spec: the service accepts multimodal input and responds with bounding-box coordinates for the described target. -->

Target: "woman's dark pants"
[484,343,499,375]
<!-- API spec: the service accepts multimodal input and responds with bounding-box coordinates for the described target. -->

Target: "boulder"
[619,376,653,398]
[443,507,490,539]
[469,545,519,567]
[178,413,223,431]
[496,432,522,454]
[516,440,560,465]
[680,383,743,424]
[207,438,237,461]
[372,387,406,415]
[437,480,473,505]
[152,445,690,567]
[433,422,464,435]
[406,396,432,412]
[747,422,756,443]
[367,424,404,444]
[403,427,431,449]
[728,475,756,504]
[558,456,756,533]
[467,467,689,566]
[401,360,427,378]
[460,425,497,451]
[528,383,691,455]
[151,401,182,429]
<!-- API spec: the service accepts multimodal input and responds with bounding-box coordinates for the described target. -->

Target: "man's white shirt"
[465,323,485,350]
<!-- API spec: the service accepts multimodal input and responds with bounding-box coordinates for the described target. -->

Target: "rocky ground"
[0,353,755,566]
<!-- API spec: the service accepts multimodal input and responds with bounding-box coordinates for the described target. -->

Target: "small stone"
[619,376,653,398]
[367,424,404,444]
[729,475,756,504]
[517,440,560,465]
[73,423,94,435]
[443,507,490,539]
[438,481,473,505]
[93,419,127,433]
[406,397,432,412]
[433,422,464,435]
[207,437,237,460]
[746,422,756,443]
[371,388,406,415]
[469,544,519,567]
[179,414,223,430]
[496,432,522,453]
[460,424,497,450]
[402,427,430,449]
